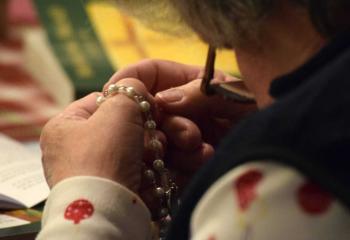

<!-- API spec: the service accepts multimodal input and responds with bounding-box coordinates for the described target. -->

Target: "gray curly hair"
[113,0,350,48]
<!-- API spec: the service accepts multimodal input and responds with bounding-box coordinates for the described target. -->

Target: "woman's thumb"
[155,79,255,119]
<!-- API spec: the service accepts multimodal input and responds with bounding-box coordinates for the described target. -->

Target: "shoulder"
[190,161,350,240]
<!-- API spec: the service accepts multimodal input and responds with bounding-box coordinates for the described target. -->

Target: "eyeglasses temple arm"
[200,45,216,95]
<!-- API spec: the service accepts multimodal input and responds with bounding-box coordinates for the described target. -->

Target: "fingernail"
[157,89,184,103]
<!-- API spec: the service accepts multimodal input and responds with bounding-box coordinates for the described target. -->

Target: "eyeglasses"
[200,45,255,103]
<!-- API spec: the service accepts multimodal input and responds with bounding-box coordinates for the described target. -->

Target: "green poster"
[33,0,115,96]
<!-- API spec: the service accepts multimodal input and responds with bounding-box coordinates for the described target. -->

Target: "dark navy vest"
[166,33,350,239]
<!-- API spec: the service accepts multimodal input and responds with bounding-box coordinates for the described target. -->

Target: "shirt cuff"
[39,176,152,240]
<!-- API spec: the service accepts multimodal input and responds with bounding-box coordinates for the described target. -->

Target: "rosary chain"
[97,84,179,228]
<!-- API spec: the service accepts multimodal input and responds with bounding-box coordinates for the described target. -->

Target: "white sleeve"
[190,161,350,240]
[36,176,153,240]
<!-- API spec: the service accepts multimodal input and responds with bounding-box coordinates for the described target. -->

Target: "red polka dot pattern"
[297,181,333,215]
[64,199,94,224]
[234,169,263,211]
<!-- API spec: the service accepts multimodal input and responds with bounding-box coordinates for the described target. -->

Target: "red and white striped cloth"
[0,39,61,141]
[0,0,61,142]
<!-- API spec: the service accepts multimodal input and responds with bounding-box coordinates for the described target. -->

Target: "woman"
[38,0,350,239]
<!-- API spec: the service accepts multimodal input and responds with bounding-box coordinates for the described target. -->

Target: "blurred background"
[0,0,239,143]
[0,0,57,142]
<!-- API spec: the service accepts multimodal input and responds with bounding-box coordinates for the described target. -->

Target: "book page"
[0,135,49,209]
[0,214,30,229]
[0,208,42,230]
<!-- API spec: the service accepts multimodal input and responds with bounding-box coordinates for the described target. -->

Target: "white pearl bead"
[126,87,136,97]
[149,138,162,151]
[155,187,165,198]
[144,169,155,180]
[145,120,157,129]
[108,84,117,94]
[96,96,106,106]
[153,159,164,171]
[139,101,151,112]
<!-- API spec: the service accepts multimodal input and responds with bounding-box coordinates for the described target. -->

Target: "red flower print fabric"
[64,199,94,224]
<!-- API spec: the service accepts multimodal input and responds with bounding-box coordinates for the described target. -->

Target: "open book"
[0,135,49,210]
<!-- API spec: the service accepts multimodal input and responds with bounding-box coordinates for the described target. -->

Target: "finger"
[103,59,203,94]
[92,78,155,132]
[167,143,214,173]
[161,115,202,151]
[155,79,257,120]
[57,92,100,120]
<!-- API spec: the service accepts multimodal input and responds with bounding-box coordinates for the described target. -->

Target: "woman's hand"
[104,59,257,186]
[40,78,153,192]
[155,79,257,172]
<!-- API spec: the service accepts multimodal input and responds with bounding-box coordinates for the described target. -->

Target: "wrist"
[41,176,152,239]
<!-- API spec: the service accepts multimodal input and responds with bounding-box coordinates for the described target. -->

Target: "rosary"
[96,84,179,239]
